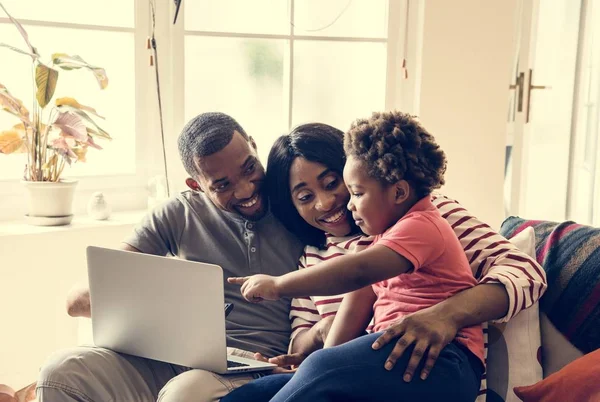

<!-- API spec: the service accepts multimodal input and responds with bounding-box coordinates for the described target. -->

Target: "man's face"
[188,131,267,220]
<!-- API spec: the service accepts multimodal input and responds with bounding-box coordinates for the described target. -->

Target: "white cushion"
[486,227,543,402]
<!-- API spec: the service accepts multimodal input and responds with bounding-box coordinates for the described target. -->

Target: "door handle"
[526,68,552,123]
[509,71,526,114]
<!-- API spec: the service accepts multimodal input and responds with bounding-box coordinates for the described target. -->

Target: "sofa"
[485,217,600,402]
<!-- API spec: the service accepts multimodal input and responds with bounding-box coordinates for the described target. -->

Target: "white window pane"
[292,41,386,130]
[184,37,286,163]
[0,25,135,180]
[294,0,388,38]
[0,0,134,28]
[185,0,290,35]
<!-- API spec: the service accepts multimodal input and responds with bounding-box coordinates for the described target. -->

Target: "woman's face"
[289,157,353,237]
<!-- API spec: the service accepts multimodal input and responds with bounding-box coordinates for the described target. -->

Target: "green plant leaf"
[0,84,31,124]
[0,42,38,59]
[57,105,111,140]
[35,63,59,108]
[52,53,109,89]
[53,111,87,141]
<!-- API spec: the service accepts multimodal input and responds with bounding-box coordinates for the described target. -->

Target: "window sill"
[0,210,146,237]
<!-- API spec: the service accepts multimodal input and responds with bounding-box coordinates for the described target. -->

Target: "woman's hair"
[267,123,352,248]
[344,111,447,198]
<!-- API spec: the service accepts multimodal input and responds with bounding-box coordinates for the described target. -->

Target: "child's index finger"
[227,277,247,285]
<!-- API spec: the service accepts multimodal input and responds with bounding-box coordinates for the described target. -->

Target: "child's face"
[343,156,399,236]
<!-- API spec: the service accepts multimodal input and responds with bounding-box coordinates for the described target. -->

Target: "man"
[36,112,305,401]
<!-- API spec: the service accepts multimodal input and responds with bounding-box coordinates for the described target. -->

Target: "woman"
[222,122,546,401]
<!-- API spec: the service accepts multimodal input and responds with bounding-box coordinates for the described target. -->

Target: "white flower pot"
[21,179,78,225]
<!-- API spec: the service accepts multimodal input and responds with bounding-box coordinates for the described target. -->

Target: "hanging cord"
[149,0,171,197]
[402,0,410,79]
[290,0,352,32]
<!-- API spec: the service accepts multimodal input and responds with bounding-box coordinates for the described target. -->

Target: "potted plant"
[0,2,112,225]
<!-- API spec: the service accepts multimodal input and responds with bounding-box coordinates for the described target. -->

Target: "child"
[229,111,484,402]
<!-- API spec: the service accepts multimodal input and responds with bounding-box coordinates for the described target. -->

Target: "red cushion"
[514,349,600,402]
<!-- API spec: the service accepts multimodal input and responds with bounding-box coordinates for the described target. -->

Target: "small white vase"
[22,179,78,225]
[87,192,111,220]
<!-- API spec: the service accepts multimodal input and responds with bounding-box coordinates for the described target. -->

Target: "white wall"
[417,0,518,229]
[0,222,136,389]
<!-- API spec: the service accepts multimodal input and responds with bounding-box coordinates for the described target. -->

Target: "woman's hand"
[254,352,305,374]
[228,274,281,302]
[371,306,458,382]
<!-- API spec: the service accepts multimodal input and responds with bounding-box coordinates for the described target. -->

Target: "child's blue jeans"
[221,332,483,402]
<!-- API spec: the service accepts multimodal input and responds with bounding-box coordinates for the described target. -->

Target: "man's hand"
[371,306,458,382]
[254,352,306,374]
[228,274,281,302]
[66,285,91,318]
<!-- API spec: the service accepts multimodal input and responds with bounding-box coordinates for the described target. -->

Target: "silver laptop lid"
[87,246,228,372]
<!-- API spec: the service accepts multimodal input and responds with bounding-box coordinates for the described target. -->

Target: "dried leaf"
[55,97,104,118]
[35,63,59,108]
[0,129,25,154]
[51,140,75,166]
[0,84,31,124]
[86,135,102,150]
[53,111,87,141]
[42,153,58,170]
[57,105,111,140]
[52,54,108,90]
[0,3,38,57]
[92,67,108,89]
[14,382,36,402]
[73,145,88,162]
[0,43,37,59]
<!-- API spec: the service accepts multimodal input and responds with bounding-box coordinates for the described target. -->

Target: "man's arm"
[66,243,141,318]
[324,286,376,348]
[373,282,508,379]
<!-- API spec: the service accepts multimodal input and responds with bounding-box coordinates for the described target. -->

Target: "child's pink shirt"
[371,196,484,365]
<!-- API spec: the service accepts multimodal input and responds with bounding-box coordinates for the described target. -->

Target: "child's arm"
[229,244,412,301]
[324,286,377,348]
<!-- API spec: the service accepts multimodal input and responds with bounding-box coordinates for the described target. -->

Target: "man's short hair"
[178,112,249,177]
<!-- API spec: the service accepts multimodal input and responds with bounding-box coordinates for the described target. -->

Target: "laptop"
[86,246,276,374]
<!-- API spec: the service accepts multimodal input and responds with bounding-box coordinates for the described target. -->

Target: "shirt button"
[251,247,256,252]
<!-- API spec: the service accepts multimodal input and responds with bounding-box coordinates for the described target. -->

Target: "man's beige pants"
[36,346,260,402]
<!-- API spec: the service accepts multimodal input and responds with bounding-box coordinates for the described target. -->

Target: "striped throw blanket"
[500,217,600,353]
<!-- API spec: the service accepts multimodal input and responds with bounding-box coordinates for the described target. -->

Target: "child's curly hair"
[344,111,447,198]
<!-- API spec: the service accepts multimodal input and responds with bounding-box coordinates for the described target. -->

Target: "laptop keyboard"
[227,360,250,368]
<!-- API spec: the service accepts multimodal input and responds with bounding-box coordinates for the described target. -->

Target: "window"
[181,0,403,163]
